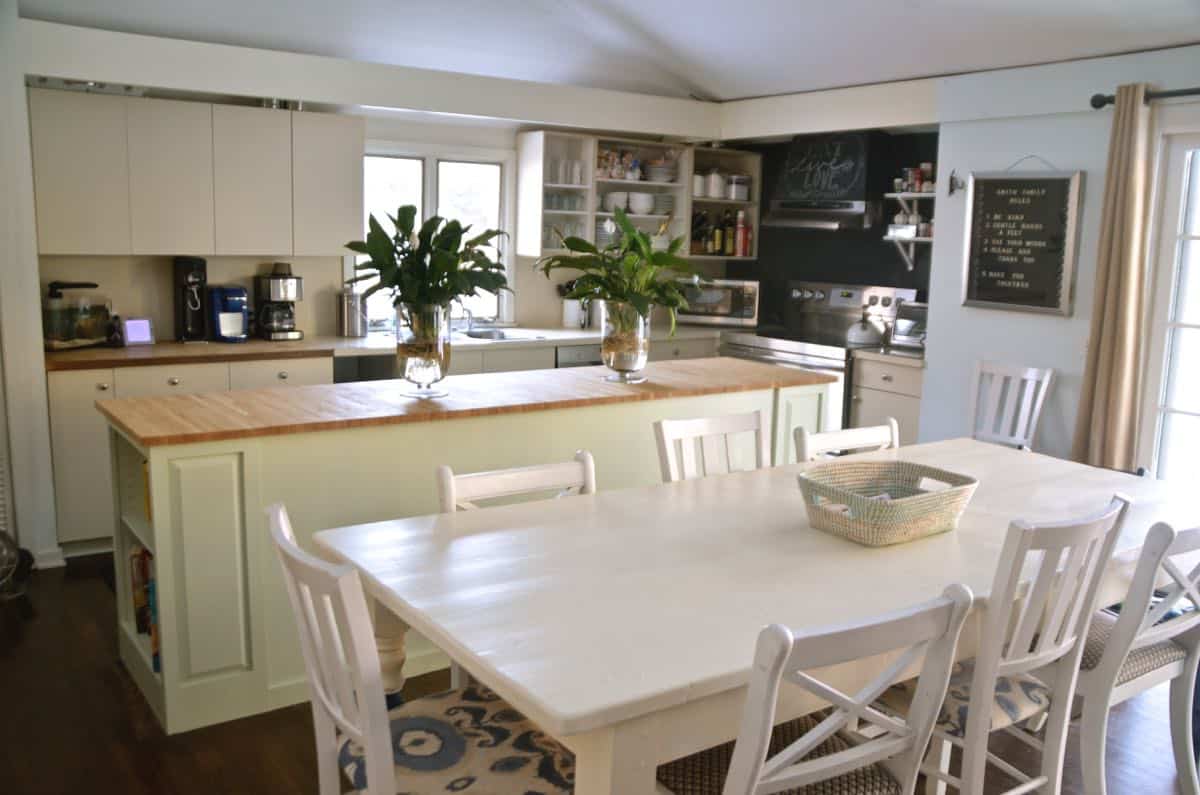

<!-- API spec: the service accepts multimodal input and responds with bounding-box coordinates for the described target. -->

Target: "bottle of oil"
[723,210,736,256]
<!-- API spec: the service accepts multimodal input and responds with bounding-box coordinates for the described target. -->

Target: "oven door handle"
[722,348,845,374]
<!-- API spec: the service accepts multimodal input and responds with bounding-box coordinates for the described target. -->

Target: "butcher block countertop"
[97,357,835,447]
[45,327,722,371]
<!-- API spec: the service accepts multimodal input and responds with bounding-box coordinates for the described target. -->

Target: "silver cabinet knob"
[167,377,181,386]
[96,383,110,392]
[672,348,681,357]
[881,374,894,382]
[852,393,862,402]
[277,371,289,380]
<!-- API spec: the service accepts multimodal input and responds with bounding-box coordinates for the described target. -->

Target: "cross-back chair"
[1075,522,1200,795]
[657,584,974,795]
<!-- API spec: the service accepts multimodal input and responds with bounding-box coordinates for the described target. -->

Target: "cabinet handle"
[673,348,681,356]
[167,377,181,386]
[881,374,894,382]
[277,371,289,380]
[852,393,861,402]
[96,383,110,392]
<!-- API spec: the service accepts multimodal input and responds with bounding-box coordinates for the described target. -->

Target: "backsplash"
[729,131,937,327]
[38,256,344,339]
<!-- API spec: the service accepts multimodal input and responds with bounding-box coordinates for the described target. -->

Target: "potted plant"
[346,205,507,397]
[538,210,696,384]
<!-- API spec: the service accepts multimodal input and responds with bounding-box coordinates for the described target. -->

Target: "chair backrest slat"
[654,410,768,483]
[970,361,1054,449]
[437,450,596,512]
[721,585,974,795]
[267,503,394,795]
[795,418,900,462]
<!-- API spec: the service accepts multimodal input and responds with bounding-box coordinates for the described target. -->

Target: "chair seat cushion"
[656,713,900,795]
[1081,609,1188,685]
[337,683,574,794]
[880,661,1050,739]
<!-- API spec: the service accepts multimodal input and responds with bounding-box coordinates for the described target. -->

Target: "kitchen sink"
[462,329,508,340]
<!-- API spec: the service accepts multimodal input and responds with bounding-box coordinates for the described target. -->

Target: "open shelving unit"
[884,192,935,271]
[516,131,762,266]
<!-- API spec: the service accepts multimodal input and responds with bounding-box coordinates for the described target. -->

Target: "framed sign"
[961,171,1082,315]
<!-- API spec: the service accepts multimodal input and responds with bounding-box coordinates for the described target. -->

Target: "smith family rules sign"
[962,171,1082,316]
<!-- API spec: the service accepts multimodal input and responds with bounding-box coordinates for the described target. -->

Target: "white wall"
[918,45,1200,458]
[0,0,59,564]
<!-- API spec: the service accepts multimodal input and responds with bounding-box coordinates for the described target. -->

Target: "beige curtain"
[1072,83,1151,470]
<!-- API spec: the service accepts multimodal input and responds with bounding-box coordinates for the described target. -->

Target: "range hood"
[762,131,883,230]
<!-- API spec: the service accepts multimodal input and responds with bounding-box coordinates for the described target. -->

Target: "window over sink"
[354,144,514,332]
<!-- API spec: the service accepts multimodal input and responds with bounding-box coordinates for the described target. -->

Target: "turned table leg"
[369,597,408,701]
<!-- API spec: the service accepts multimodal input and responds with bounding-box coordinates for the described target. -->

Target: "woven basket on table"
[796,460,978,547]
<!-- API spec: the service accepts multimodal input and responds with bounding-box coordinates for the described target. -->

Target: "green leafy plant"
[537,209,698,334]
[345,205,508,307]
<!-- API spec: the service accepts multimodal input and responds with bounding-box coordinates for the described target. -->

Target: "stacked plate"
[595,218,621,248]
[645,163,676,183]
[653,194,676,215]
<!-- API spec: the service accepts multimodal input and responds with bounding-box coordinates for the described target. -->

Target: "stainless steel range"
[720,282,917,430]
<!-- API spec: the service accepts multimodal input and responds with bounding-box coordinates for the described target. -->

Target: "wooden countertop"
[97,357,836,447]
[45,327,723,371]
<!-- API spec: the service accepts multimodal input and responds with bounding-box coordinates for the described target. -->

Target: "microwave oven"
[675,279,759,328]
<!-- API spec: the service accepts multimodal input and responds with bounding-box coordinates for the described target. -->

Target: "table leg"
[569,724,662,795]
[369,597,408,700]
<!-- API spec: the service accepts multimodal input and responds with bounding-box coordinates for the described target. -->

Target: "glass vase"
[396,304,451,398]
[601,301,650,384]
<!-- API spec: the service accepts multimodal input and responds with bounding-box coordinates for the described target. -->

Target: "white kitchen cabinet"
[229,357,332,390]
[213,105,293,255]
[292,111,365,255]
[48,369,118,543]
[849,354,924,446]
[447,350,484,375]
[28,89,132,255]
[481,347,556,373]
[127,98,215,255]
[114,362,230,398]
[649,336,719,361]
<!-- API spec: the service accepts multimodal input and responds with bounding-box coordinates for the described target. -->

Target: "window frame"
[1136,102,1200,474]
[347,139,518,324]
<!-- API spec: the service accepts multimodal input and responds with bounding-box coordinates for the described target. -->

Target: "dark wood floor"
[0,560,1185,794]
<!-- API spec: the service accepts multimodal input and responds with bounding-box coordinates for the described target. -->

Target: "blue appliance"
[208,286,249,343]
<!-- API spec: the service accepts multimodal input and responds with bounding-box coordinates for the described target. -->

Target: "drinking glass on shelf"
[570,160,584,185]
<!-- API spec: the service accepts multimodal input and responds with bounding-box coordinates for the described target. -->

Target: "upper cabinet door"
[127,97,215,255]
[292,111,364,256]
[213,105,293,255]
[28,89,132,255]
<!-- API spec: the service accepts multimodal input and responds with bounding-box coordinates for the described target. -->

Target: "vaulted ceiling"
[19,0,1200,101]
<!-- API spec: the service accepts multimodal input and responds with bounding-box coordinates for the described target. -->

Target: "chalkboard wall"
[728,131,938,328]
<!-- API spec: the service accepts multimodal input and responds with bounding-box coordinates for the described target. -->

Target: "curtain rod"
[1090,86,1200,109]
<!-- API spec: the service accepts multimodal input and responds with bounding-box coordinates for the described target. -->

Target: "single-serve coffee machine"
[254,262,304,340]
[173,256,209,342]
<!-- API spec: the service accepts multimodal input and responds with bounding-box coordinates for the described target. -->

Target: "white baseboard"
[33,546,65,569]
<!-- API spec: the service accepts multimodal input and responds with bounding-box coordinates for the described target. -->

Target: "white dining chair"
[265,503,575,795]
[1074,521,1200,795]
[795,418,900,462]
[654,410,769,482]
[436,450,596,512]
[968,361,1055,449]
[907,495,1129,795]
[656,584,974,795]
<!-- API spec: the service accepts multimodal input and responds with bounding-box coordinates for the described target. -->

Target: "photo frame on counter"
[961,170,1082,316]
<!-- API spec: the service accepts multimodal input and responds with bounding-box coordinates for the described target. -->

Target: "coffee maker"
[254,262,304,340]
[174,257,209,342]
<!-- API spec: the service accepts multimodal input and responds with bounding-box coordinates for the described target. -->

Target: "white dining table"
[313,438,1198,794]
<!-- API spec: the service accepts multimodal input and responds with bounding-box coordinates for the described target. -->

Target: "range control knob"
[802,289,815,299]
[881,296,892,307]
[790,288,803,300]
[812,289,826,301]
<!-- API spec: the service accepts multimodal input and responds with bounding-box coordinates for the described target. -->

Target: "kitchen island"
[97,357,835,732]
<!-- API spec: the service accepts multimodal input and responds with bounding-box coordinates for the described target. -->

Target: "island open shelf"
[98,358,835,733]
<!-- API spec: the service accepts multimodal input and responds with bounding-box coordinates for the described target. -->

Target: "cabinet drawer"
[850,386,921,446]
[853,358,923,398]
[229,357,332,390]
[481,347,556,373]
[649,337,718,361]
[447,350,483,375]
[115,362,230,397]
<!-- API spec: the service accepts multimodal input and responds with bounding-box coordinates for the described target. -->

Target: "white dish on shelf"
[603,192,628,212]
[628,192,655,215]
